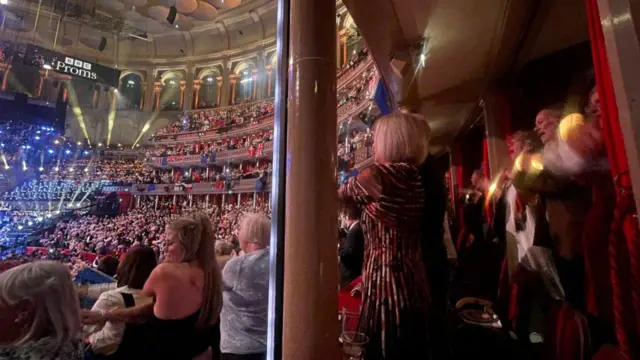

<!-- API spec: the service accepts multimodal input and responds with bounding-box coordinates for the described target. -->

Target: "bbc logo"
[64,57,92,70]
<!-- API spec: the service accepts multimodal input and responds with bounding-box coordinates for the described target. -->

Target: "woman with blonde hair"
[220,213,270,360]
[0,261,84,359]
[83,213,223,359]
[339,111,432,360]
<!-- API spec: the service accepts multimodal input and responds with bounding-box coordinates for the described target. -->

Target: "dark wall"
[510,41,594,131]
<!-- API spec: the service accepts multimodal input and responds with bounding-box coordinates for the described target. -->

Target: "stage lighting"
[25,145,31,149]
[77,141,82,145]
[0,0,8,5]
[69,168,74,172]
[53,167,59,171]
[83,151,89,155]
[35,136,40,140]
[65,150,71,154]
[17,226,23,230]
[54,140,60,144]
[28,222,33,226]
[48,149,54,154]
[38,167,44,171]
[84,168,89,172]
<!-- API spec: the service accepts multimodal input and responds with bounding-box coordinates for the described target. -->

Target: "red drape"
[586,0,640,357]
[117,192,132,213]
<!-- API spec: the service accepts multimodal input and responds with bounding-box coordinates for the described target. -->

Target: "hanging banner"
[23,44,121,88]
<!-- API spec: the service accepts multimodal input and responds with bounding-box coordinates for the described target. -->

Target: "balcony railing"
[148,142,274,166]
[130,177,270,195]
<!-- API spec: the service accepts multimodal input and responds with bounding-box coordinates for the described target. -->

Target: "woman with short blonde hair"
[373,111,430,165]
[0,261,84,359]
[339,110,433,360]
[220,213,271,360]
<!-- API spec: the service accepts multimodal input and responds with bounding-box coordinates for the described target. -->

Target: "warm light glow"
[530,154,544,171]
[558,113,585,142]
[513,153,524,172]
[54,140,60,145]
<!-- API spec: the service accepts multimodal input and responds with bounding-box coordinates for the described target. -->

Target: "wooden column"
[230,76,237,105]
[252,68,258,99]
[154,82,162,110]
[193,80,202,109]
[216,77,223,106]
[283,0,338,358]
[179,80,186,109]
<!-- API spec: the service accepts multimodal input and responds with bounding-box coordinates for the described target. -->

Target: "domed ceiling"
[0,0,277,63]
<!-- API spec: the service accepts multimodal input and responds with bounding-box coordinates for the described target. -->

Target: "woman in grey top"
[220,213,270,360]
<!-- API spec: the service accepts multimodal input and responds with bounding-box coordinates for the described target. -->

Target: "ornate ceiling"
[0,0,278,64]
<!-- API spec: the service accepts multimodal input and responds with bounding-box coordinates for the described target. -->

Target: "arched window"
[119,73,143,110]
[234,62,256,104]
[198,72,219,109]
[160,72,183,110]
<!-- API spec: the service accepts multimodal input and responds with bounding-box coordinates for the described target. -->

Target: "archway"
[197,68,221,108]
[159,71,183,110]
[119,73,143,110]
[233,61,257,104]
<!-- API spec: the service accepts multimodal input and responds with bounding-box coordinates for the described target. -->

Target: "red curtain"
[586,0,640,357]
[117,192,132,213]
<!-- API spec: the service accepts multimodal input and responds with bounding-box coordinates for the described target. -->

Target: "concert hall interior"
[0,0,639,359]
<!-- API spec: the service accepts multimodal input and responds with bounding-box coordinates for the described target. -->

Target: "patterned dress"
[339,163,431,360]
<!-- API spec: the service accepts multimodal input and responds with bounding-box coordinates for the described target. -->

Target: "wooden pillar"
[266,66,273,97]
[154,82,162,110]
[230,77,237,105]
[283,0,338,358]
[139,82,146,111]
[179,81,186,109]
[216,77,223,106]
[252,68,258,99]
[193,80,202,109]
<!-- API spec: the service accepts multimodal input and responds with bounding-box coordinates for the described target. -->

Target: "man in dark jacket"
[339,203,364,288]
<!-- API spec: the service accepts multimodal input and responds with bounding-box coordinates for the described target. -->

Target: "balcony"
[130,177,270,195]
[148,141,274,167]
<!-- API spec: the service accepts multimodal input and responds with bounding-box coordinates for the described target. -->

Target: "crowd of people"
[148,129,273,158]
[152,100,275,138]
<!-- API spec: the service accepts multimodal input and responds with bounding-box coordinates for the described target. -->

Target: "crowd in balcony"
[337,67,378,119]
[337,46,370,77]
[148,129,274,157]
[152,100,274,138]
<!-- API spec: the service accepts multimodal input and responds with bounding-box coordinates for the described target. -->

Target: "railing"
[149,141,274,166]
[151,115,274,145]
[130,177,270,195]
[338,57,374,89]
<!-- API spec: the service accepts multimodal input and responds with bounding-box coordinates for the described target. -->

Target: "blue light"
[83,151,89,155]
[47,149,54,154]
[20,145,25,149]
[35,136,40,140]
[0,144,4,147]
[65,150,71,155]
[26,145,31,149]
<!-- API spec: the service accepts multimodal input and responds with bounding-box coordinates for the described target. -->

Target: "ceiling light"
[43,64,52,70]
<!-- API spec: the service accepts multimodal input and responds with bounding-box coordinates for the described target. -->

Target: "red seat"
[592,344,625,360]
[546,302,591,360]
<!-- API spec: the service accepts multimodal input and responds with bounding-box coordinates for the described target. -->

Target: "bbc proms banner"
[23,44,121,88]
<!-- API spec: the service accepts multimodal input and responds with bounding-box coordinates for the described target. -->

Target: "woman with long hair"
[0,261,83,359]
[339,111,432,360]
[85,246,157,359]
[83,213,223,359]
